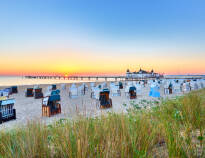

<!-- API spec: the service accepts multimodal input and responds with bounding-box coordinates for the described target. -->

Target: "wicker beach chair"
[119,82,123,89]
[173,83,181,94]
[78,84,87,96]
[11,86,18,93]
[25,88,34,97]
[69,84,78,98]
[124,85,130,97]
[135,84,142,96]
[149,84,160,98]
[129,86,137,99]
[61,84,66,90]
[52,84,57,90]
[91,87,100,99]
[182,82,190,93]
[0,98,16,124]
[42,94,61,117]
[99,89,112,109]
[34,88,44,99]
[110,85,121,96]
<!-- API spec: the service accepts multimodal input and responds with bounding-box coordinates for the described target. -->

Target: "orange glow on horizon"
[0,67,204,76]
[0,49,204,76]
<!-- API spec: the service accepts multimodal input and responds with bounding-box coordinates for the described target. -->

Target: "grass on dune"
[0,89,205,158]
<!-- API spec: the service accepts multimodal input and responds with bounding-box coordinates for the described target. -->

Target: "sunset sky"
[0,0,205,76]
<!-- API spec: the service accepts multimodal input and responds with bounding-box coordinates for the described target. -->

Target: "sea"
[0,75,204,87]
[0,76,115,86]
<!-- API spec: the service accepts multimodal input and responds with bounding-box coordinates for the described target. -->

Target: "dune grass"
[0,89,205,158]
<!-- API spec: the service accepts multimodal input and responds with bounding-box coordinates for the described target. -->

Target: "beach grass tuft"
[0,89,205,157]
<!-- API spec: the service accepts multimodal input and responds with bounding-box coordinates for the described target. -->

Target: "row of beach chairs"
[25,84,57,98]
[0,86,18,97]
[1,79,205,123]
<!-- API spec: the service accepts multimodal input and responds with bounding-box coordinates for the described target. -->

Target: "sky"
[0,0,205,76]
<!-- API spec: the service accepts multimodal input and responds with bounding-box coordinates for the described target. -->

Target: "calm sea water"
[0,76,116,86]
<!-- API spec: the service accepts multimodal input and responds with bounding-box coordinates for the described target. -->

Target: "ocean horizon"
[0,76,116,86]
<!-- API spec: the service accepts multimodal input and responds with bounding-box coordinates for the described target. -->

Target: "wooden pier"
[24,75,204,81]
[24,75,160,81]
[24,75,127,81]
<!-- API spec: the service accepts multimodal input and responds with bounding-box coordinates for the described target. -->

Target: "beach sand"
[0,82,182,130]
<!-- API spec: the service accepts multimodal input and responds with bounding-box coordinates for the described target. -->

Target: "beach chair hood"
[51,90,60,96]
[49,95,60,102]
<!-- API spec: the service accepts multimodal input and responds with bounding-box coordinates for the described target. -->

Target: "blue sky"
[0,0,205,75]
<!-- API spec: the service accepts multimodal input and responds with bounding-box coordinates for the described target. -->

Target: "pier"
[24,75,127,81]
[24,75,204,81]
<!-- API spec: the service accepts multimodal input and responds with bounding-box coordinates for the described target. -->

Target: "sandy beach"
[0,81,184,130]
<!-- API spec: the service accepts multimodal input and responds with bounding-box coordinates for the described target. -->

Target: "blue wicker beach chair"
[4,88,12,95]
[52,84,57,90]
[0,89,9,97]
[11,86,18,93]
[51,89,60,96]
[129,86,136,99]
[119,82,123,89]
[0,98,16,124]
[149,85,160,98]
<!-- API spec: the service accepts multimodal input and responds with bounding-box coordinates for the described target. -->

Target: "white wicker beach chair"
[110,85,121,96]
[182,82,190,93]
[91,87,101,99]
[61,84,66,90]
[163,82,170,95]
[69,84,78,98]
[78,84,87,96]
[124,85,130,97]
[190,81,198,91]
[173,83,181,94]
[2,91,9,97]
[135,84,142,95]
[34,85,39,89]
